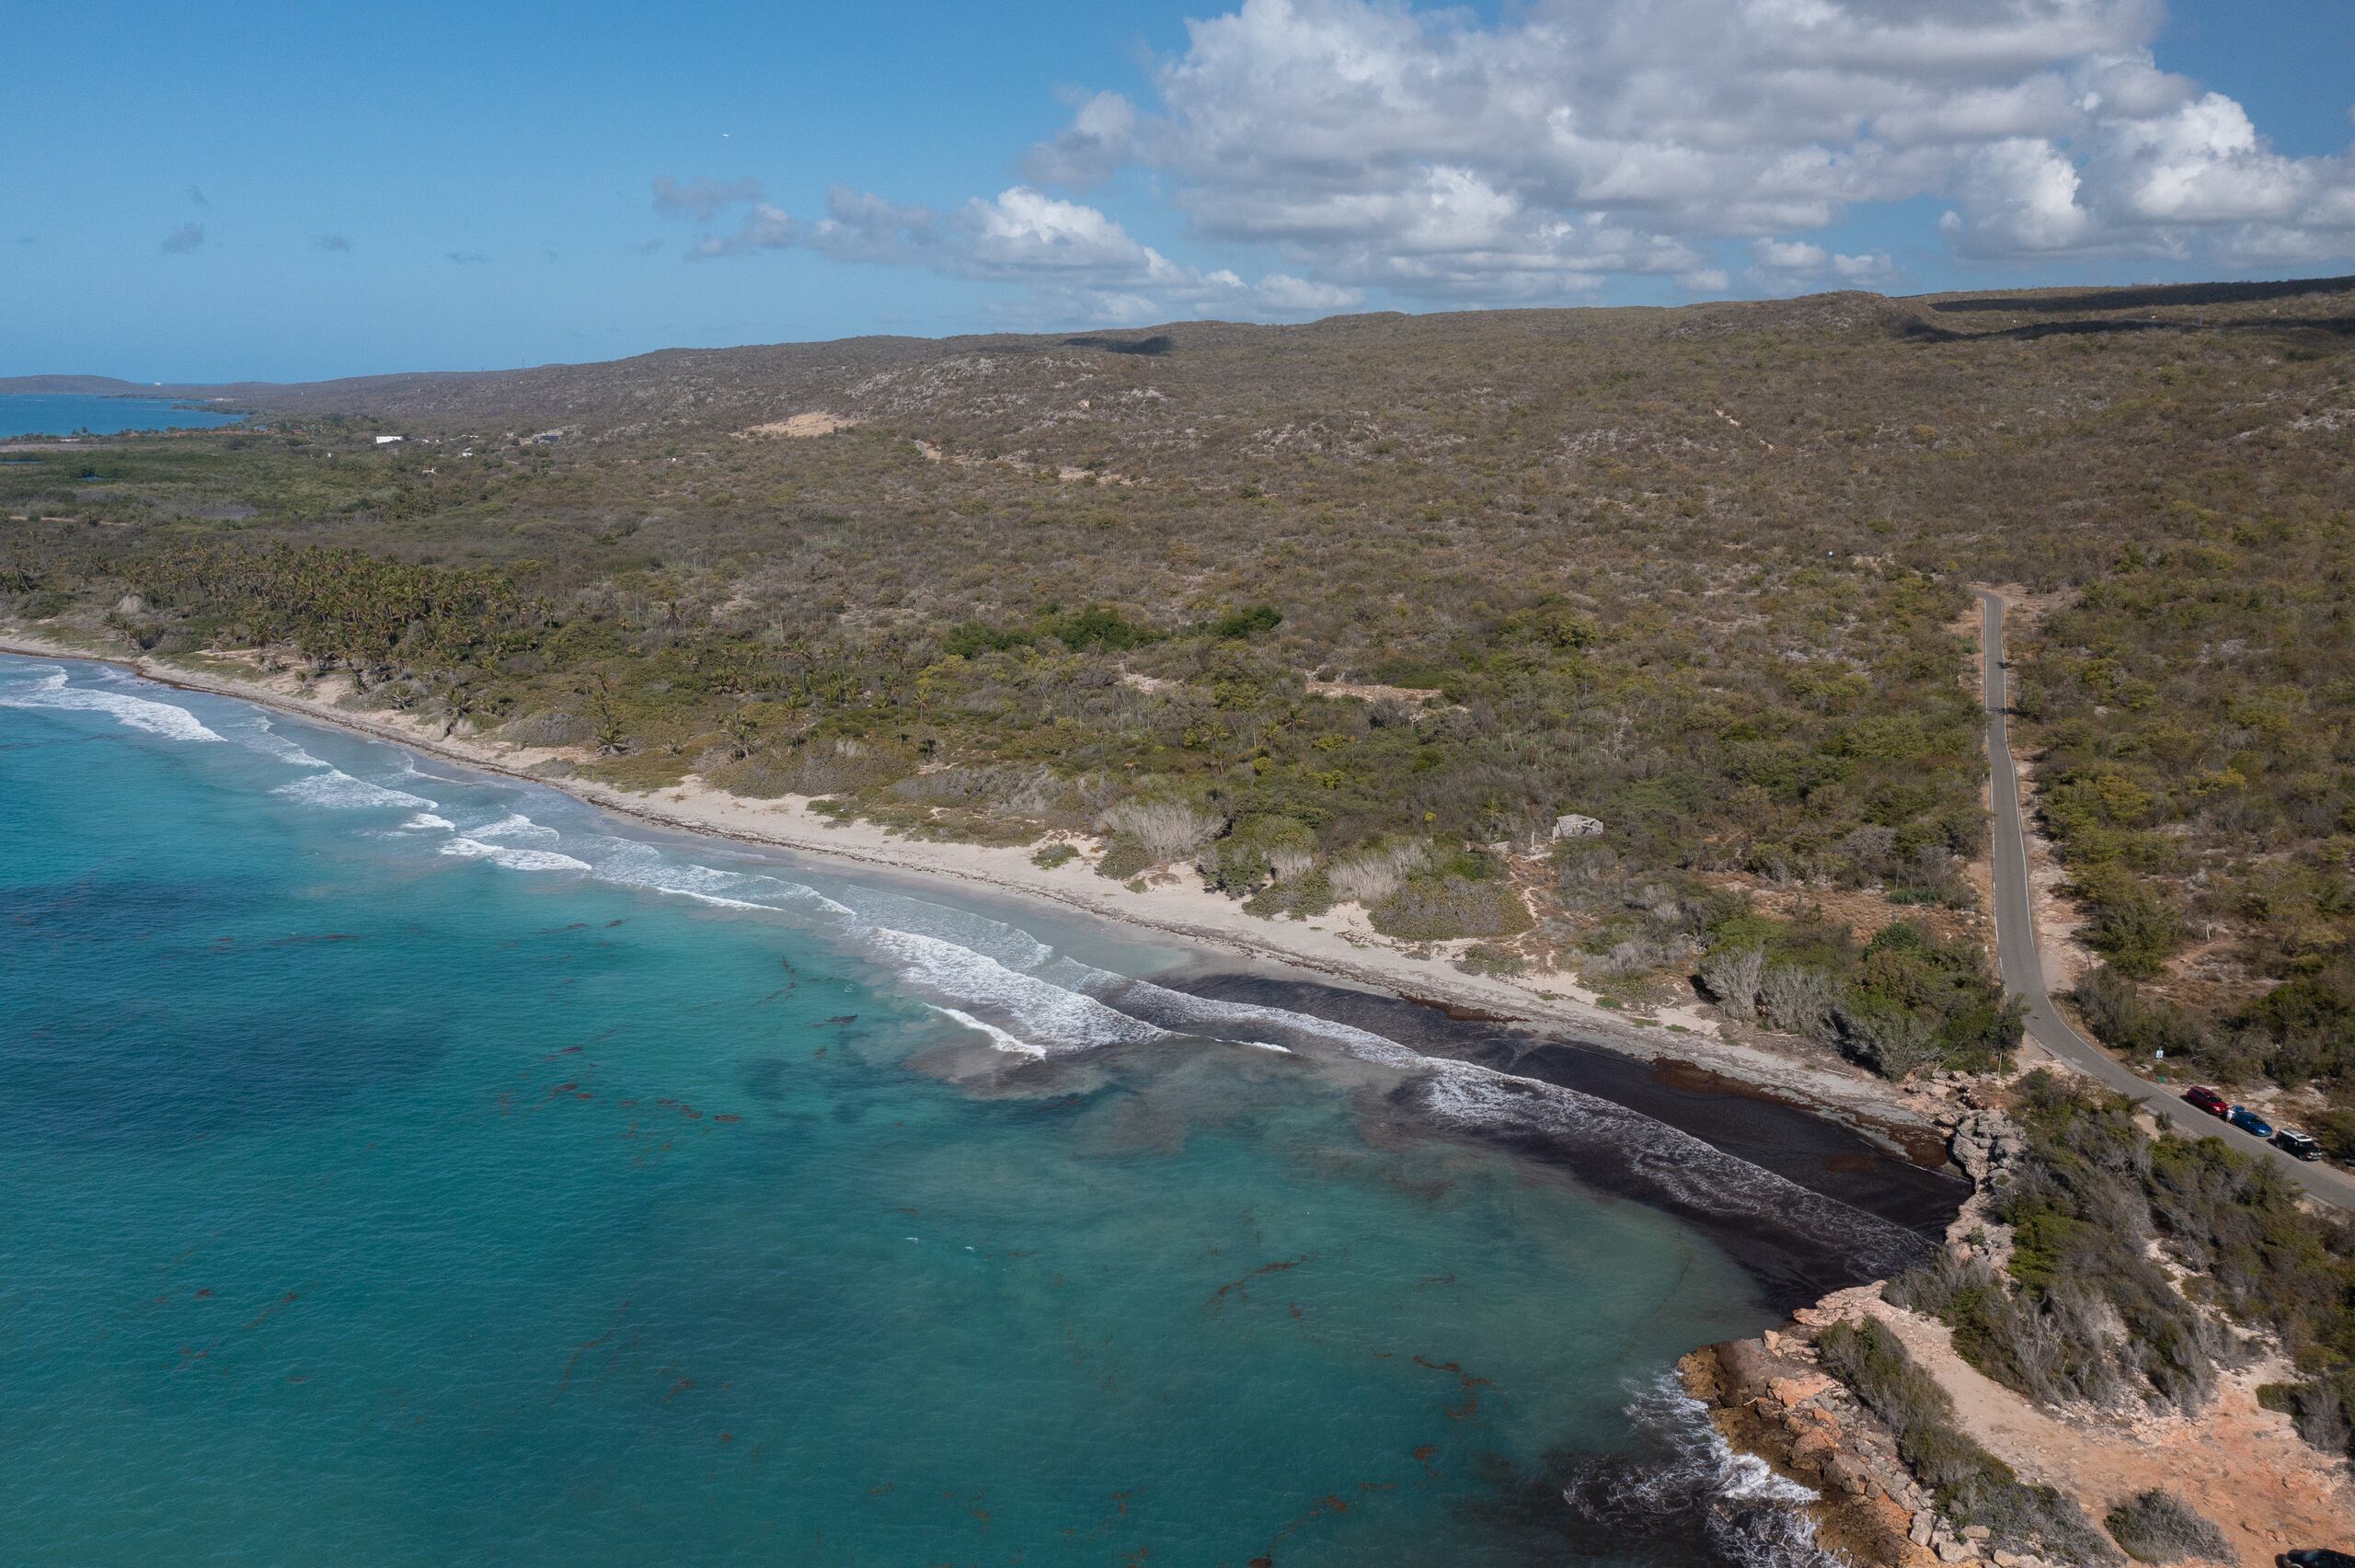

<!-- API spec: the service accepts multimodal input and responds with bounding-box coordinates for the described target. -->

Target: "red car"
[2183,1085,2230,1117]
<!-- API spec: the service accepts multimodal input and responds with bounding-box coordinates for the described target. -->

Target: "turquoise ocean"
[0,394,246,440]
[0,651,1931,1566]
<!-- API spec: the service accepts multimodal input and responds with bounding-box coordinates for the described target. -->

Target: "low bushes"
[2101,1490,2232,1564]
[1698,910,2022,1079]
[1817,1317,2116,1564]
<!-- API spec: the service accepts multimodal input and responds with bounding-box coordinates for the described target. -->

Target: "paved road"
[1975,589,2355,1209]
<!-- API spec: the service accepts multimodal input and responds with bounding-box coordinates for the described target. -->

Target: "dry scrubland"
[9,276,2355,1555]
[6,280,2352,1096]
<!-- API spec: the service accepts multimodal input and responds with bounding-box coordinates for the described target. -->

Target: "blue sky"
[3,0,2350,382]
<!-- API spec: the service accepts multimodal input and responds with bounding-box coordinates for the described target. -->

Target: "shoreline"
[0,627,1934,1142]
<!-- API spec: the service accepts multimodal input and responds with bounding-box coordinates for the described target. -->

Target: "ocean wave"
[1558,1373,1839,1568]
[1085,972,1428,1069]
[863,923,1169,1054]
[439,837,592,873]
[580,841,815,913]
[227,733,1915,1282]
[1407,1060,1928,1279]
[222,715,333,769]
[0,667,226,743]
[928,1005,1048,1059]
[465,812,559,841]
[273,771,435,810]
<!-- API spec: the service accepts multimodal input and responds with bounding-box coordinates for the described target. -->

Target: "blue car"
[2229,1105,2275,1139]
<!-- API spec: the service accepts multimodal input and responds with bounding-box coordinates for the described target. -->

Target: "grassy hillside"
[6,277,2352,1092]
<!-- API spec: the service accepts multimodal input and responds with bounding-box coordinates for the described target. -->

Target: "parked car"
[2280,1551,2355,1568]
[2274,1128,2325,1162]
[2230,1106,2276,1139]
[2183,1085,2229,1116]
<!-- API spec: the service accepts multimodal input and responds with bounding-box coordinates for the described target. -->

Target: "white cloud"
[692,202,797,258]
[685,182,1361,321]
[656,1,2354,324]
[1754,238,1831,271]
[652,176,764,222]
[1020,90,1139,189]
[1008,0,2353,298]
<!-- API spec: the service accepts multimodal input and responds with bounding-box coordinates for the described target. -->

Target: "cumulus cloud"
[1750,235,1896,290]
[691,201,797,258]
[1021,90,1139,188]
[689,181,1361,320]
[651,175,764,222]
[316,234,352,252]
[1010,0,2353,298]
[644,1,2352,324]
[160,223,205,254]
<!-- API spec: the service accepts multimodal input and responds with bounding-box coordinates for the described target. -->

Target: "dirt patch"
[1714,877,1980,947]
[1304,678,1444,705]
[1848,1294,2355,1565]
[739,412,860,439]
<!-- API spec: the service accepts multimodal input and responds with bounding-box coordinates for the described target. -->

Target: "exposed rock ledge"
[1681,1306,2061,1568]
[1677,1096,2052,1568]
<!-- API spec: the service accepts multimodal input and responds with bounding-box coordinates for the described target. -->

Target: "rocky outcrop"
[1682,1331,1927,1566]
[1674,1105,2062,1568]
[1681,1320,2081,1568]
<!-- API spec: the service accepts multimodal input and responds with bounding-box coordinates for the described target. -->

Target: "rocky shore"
[1680,1090,2051,1568]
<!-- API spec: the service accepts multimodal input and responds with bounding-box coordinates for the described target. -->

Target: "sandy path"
[1860,1297,2355,1563]
[0,628,1929,1134]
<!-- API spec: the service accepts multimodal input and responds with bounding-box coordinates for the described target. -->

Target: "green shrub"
[2102,1489,2231,1564]
[1031,843,1078,870]
[1818,1318,2118,1564]
[1095,836,1154,881]
[2068,864,2183,978]
[1370,874,1533,942]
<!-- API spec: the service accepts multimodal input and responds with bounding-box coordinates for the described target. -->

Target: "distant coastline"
[0,392,247,441]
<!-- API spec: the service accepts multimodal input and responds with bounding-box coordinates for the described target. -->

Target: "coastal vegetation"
[1815,1313,2115,1563]
[4,277,2351,1102]
[1893,1072,2355,1467]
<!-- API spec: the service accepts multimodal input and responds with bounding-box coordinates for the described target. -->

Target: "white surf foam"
[273,771,435,810]
[0,667,226,743]
[397,812,457,832]
[929,1005,1048,1059]
[439,837,592,874]
[1561,1373,1838,1568]
[1410,1059,1925,1276]
[226,715,332,769]
[582,841,809,913]
[862,924,1169,1054]
[466,812,557,841]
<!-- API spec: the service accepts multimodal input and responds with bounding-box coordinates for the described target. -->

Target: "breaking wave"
[274,771,435,810]
[1557,1373,1841,1568]
[439,837,593,874]
[0,666,225,743]
[928,1005,1046,1059]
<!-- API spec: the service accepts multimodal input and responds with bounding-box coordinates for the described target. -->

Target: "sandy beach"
[0,626,1931,1134]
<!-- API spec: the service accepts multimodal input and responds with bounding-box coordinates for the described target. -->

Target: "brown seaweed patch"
[1412,1355,1493,1422]
[1206,1253,1311,1310]
[555,1299,632,1398]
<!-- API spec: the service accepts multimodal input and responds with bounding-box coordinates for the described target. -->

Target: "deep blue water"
[0,392,246,439]
[0,654,1885,1566]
